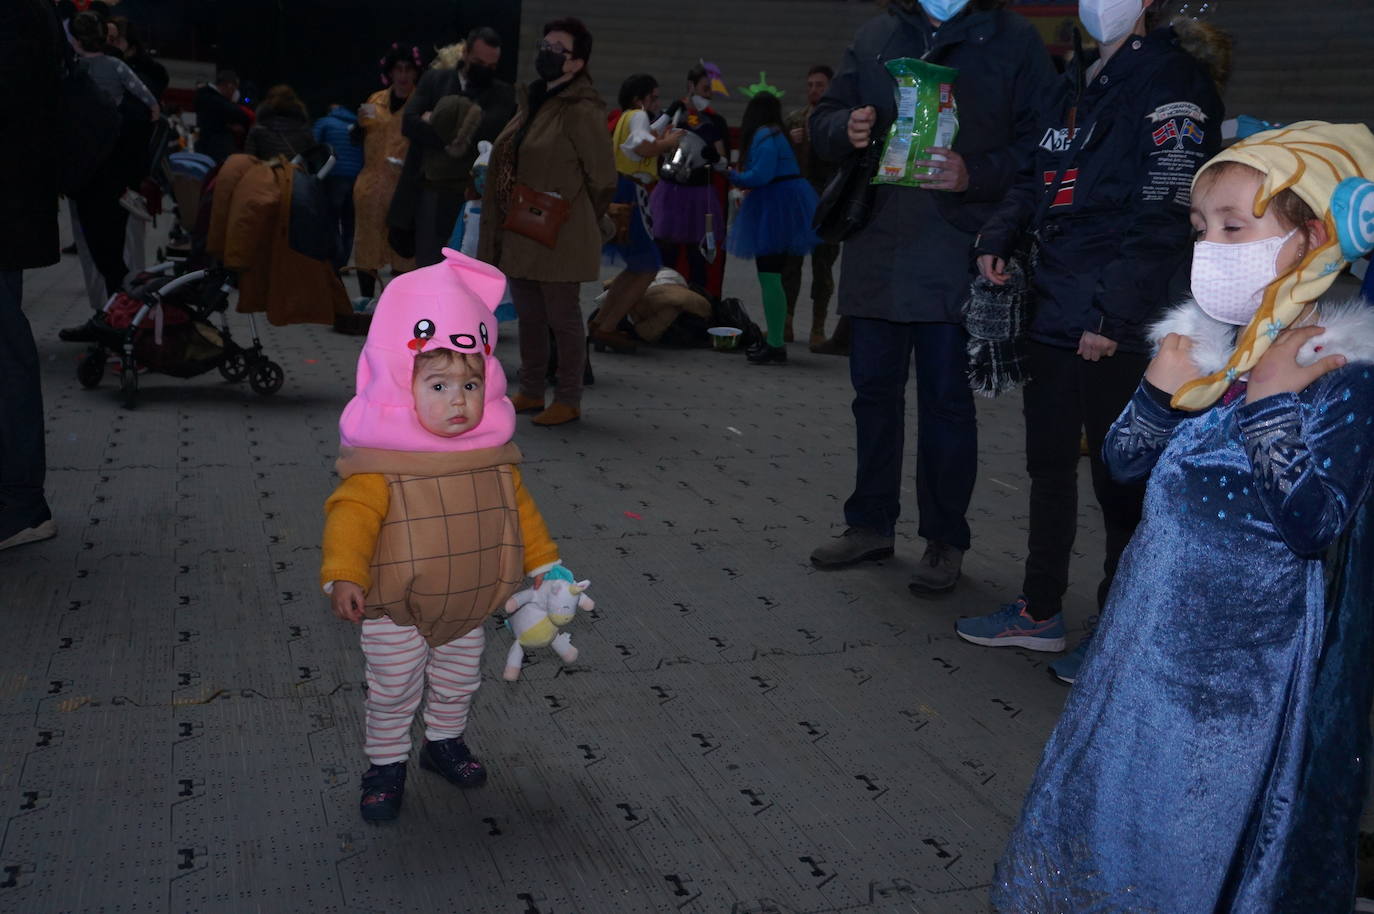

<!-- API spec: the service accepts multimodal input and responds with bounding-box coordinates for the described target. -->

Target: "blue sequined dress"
[992,360,1374,911]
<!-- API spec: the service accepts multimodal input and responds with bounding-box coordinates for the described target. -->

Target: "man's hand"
[330,581,366,623]
[847,106,877,148]
[421,111,433,124]
[976,254,1009,286]
[1144,333,1199,395]
[1077,330,1118,362]
[912,147,968,192]
[1246,325,1347,403]
[789,126,805,145]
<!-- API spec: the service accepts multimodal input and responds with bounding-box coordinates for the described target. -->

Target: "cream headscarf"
[1174,120,1374,410]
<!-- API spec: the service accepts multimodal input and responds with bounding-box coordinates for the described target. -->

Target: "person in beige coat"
[479,17,615,427]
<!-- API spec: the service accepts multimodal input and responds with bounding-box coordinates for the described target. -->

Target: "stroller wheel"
[77,350,105,389]
[218,351,250,382]
[249,360,285,395]
[119,363,139,409]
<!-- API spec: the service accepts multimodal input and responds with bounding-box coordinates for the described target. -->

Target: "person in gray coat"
[807,0,1057,594]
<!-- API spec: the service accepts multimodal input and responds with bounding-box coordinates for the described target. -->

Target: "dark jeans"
[1021,340,1148,619]
[0,271,48,528]
[72,165,130,297]
[845,317,977,550]
[323,174,357,270]
[509,279,585,407]
[415,186,464,268]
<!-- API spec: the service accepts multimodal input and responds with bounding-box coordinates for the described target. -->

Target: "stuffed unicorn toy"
[502,566,594,680]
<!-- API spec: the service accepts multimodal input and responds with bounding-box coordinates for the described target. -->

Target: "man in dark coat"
[389,27,517,267]
[0,0,62,550]
[808,0,1057,593]
[195,70,251,164]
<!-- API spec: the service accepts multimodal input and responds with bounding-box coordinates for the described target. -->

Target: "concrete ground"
[0,225,1113,914]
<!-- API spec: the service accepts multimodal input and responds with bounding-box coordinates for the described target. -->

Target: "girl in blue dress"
[993,121,1374,911]
[727,91,819,365]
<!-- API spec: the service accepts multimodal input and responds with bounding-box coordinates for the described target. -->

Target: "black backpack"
[58,57,121,196]
[713,295,765,351]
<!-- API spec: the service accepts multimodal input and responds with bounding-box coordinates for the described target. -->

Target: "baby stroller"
[76,266,284,408]
[74,146,344,407]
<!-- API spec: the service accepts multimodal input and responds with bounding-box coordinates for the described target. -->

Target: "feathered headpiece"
[700,60,729,98]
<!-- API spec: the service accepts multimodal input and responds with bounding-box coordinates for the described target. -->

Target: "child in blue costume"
[728,90,819,365]
[994,122,1374,911]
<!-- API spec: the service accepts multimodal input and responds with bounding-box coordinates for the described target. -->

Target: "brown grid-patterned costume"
[323,443,559,647]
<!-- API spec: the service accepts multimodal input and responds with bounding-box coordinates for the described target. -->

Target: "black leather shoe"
[419,738,488,787]
[746,344,788,365]
[58,321,100,343]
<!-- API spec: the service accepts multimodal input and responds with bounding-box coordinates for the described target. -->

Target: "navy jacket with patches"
[975,26,1224,353]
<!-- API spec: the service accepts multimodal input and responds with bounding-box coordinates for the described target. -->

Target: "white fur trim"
[1149,300,1235,375]
[1295,298,1374,366]
[1150,296,1374,373]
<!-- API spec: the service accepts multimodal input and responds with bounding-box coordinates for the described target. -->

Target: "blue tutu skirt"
[603,175,661,273]
[727,176,820,260]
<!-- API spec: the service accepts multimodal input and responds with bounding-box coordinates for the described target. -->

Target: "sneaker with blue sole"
[1049,630,1095,685]
[955,598,1067,652]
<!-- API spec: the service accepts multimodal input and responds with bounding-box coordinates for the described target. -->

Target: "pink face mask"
[1190,229,1298,325]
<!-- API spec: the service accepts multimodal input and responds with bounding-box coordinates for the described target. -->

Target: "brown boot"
[531,402,580,426]
[810,316,851,356]
[809,309,828,349]
[589,327,637,353]
[509,393,545,414]
[783,321,795,343]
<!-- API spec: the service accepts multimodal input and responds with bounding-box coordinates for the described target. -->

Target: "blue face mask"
[917,0,971,22]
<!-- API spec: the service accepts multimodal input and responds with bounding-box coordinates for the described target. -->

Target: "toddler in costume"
[993,122,1374,910]
[321,248,565,822]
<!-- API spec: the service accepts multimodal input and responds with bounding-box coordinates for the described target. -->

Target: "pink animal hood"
[339,248,516,452]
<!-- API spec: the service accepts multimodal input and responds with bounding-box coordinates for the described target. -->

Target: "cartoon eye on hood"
[445,320,490,354]
[408,319,436,351]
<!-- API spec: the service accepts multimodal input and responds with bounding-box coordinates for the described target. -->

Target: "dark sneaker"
[907,541,964,595]
[1049,629,1095,684]
[956,597,1067,652]
[58,321,100,343]
[810,526,895,568]
[359,761,406,822]
[419,738,488,787]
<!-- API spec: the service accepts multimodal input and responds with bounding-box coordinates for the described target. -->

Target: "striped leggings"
[361,617,484,765]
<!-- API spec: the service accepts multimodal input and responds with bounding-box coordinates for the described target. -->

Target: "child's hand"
[1144,333,1200,395]
[1247,325,1347,403]
[331,581,366,623]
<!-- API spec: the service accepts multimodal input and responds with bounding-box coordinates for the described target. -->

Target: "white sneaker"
[0,518,56,552]
[119,189,153,223]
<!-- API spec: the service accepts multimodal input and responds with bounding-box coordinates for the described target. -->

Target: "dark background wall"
[117,0,521,115]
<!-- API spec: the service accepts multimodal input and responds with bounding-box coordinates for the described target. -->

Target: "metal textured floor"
[1,232,1112,914]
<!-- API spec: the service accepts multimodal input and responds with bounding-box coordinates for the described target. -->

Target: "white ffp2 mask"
[1190,229,1298,325]
[1079,0,1143,45]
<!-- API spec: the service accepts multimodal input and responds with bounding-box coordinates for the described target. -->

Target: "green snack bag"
[872,58,960,187]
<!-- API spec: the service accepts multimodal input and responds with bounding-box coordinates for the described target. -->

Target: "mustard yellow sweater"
[320,465,558,593]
